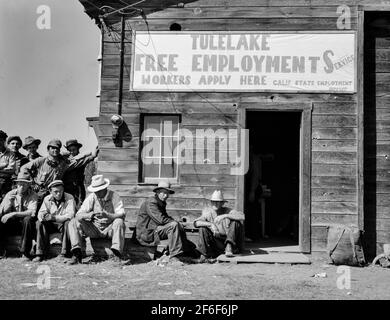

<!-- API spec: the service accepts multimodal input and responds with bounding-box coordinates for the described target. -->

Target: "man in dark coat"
[136,181,197,263]
[62,139,98,207]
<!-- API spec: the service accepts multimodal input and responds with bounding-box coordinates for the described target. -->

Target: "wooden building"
[79,0,390,258]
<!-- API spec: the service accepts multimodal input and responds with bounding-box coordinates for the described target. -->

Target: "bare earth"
[0,253,389,300]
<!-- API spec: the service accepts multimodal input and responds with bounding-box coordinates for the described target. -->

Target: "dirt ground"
[0,252,389,300]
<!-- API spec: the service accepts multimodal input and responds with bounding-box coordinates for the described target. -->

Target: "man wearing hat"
[20,139,96,206]
[67,174,126,265]
[62,139,99,207]
[136,181,197,263]
[0,130,16,202]
[34,180,76,262]
[7,136,29,180]
[0,171,38,260]
[23,136,42,162]
[194,190,245,261]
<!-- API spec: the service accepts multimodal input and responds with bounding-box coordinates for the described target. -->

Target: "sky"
[0,0,100,155]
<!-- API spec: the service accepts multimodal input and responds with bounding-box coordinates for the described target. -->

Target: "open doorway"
[244,111,301,248]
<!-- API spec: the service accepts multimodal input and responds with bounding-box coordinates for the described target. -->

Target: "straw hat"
[209,190,227,202]
[87,175,110,192]
[14,171,32,184]
[153,181,175,194]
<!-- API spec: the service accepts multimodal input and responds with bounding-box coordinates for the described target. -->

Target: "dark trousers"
[0,177,12,203]
[198,221,243,258]
[35,220,70,256]
[0,215,36,255]
[64,183,86,208]
[155,221,196,257]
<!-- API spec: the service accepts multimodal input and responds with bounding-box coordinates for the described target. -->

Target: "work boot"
[67,249,82,265]
[225,243,234,257]
[110,249,131,265]
[0,248,6,260]
[199,255,217,264]
[32,255,44,263]
[21,254,32,262]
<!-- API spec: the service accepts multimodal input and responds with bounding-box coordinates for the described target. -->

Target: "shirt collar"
[96,190,112,202]
[49,193,66,205]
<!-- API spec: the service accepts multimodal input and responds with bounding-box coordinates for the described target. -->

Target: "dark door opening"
[245,111,301,247]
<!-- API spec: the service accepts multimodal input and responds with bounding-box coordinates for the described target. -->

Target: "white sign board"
[130,32,356,93]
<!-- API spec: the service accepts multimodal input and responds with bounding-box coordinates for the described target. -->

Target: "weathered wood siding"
[78,0,390,251]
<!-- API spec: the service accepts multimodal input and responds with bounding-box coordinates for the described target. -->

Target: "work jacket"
[136,195,174,245]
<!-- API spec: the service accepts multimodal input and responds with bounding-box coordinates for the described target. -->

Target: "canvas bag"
[327,225,366,266]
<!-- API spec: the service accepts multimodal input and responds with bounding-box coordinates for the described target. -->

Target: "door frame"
[236,102,312,253]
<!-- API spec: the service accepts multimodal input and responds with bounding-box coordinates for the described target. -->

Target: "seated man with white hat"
[67,174,126,265]
[136,181,197,263]
[0,171,38,260]
[34,180,76,262]
[194,190,244,262]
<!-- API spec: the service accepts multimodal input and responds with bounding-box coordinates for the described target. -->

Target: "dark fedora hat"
[23,136,41,150]
[65,139,83,150]
[153,181,175,194]
[7,136,22,145]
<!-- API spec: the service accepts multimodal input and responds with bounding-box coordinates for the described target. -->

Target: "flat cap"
[47,139,62,149]
[48,180,64,189]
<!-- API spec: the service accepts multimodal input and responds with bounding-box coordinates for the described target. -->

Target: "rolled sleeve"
[26,195,38,216]
[64,195,76,220]
[76,193,94,216]
[37,199,49,222]
[112,193,125,218]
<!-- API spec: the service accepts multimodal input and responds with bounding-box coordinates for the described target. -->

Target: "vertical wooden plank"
[357,9,365,231]
[236,104,245,213]
[300,106,312,253]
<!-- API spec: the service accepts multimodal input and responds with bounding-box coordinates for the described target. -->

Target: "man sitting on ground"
[136,181,197,263]
[67,174,127,265]
[194,190,244,262]
[34,180,76,262]
[0,172,38,260]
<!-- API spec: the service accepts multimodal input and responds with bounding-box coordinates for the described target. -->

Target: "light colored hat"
[14,171,32,184]
[87,174,110,192]
[47,139,62,149]
[48,180,64,189]
[153,181,175,194]
[209,190,227,202]
[23,136,41,150]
